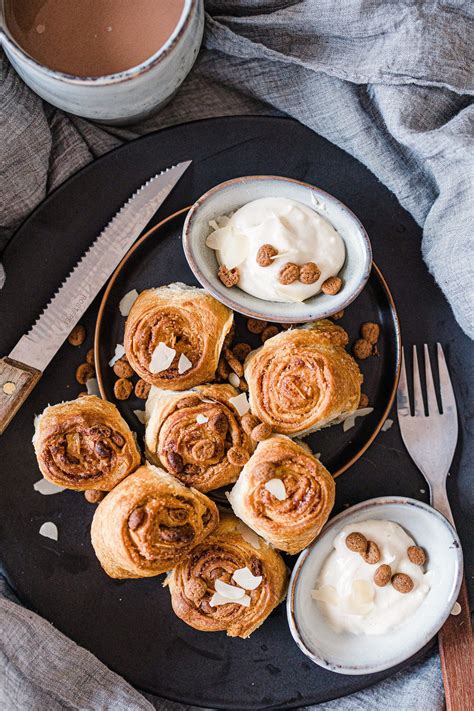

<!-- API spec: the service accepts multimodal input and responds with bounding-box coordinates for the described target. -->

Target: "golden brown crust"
[229,436,335,554]
[166,514,288,638]
[124,285,233,390]
[90,463,219,579]
[244,320,362,436]
[33,395,141,490]
[145,384,254,492]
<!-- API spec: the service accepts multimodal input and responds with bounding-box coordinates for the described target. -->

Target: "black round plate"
[96,208,400,483]
[1,116,471,710]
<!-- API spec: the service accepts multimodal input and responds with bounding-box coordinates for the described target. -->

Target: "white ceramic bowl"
[287,497,463,675]
[182,176,372,323]
[0,0,203,125]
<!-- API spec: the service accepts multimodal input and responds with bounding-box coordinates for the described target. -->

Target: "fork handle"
[430,478,455,527]
[438,576,473,711]
[430,478,473,707]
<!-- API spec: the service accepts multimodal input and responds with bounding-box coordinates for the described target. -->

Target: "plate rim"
[94,206,401,480]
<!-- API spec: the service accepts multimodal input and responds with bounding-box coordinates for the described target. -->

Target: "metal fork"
[397,344,472,710]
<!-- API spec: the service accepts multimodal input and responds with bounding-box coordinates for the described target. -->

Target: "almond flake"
[196,414,209,424]
[85,378,100,397]
[381,418,394,432]
[311,585,339,605]
[219,232,249,270]
[232,567,262,591]
[209,592,251,608]
[109,344,125,367]
[342,407,374,432]
[119,289,139,317]
[228,372,240,387]
[229,392,249,417]
[237,520,261,549]
[215,579,245,599]
[206,226,232,250]
[34,479,66,496]
[264,478,287,500]
[39,522,58,541]
[149,342,176,373]
[133,409,146,424]
[178,353,192,374]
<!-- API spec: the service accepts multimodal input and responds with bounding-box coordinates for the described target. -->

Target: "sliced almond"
[214,579,245,600]
[178,353,192,374]
[149,342,176,374]
[85,378,100,397]
[228,372,240,388]
[229,392,250,416]
[133,409,146,424]
[209,592,251,607]
[33,479,66,496]
[39,522,58,541]
[232,567,262,591]
[264,478,287,501]
[119,289,139,317]
[342,407,374,432]
[237,521,261,549]
[311,585,339,606]
[109,344,125,367]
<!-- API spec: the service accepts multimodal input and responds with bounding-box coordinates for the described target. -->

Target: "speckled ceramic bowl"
[182,176,372,323]
[0,0,204,124]
[287,497,463,675]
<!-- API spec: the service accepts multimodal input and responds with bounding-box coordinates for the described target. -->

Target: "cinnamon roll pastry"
[33,395,141,490]
[228,435,335,554]
[91,463,219,578]
[244,320,362,436]
[124,284,233,389]
[145,384,253,492]
[166,514,288,638]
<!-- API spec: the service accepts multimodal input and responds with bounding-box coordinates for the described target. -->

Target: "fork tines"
[397,343,457,418]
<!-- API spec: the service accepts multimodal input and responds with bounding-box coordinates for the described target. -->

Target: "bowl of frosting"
[287,496,463,674]
[182,176,372,323]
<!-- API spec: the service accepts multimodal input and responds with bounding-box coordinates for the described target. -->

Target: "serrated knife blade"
[0,160,191,434]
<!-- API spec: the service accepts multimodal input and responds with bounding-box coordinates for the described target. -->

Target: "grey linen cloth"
[0,0,471,708]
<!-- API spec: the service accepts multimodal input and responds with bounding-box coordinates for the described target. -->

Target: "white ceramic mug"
[0,0,204,125]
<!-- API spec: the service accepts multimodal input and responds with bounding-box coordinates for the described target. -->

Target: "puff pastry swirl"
[91,463,219,578]
[166,514,288,638]
[229,435,335,554]
[124,284,233,390]
[244,320,362,436]
[33,395,141,490]
[145,383,253,492]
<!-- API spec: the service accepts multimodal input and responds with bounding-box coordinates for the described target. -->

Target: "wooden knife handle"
[0,357,42,434]
[439,575,473,710]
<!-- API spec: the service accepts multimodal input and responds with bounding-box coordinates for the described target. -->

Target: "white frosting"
[313,520,431,635]
[206,197,345,302]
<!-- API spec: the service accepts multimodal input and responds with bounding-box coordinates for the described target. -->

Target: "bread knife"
[0,160,192,434]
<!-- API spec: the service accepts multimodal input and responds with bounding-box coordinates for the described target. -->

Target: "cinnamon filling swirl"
[167,516,288,638]
[147,387,253,492]
[228,436,335,554]
[43,425,127,485]
[33,396,141,491]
